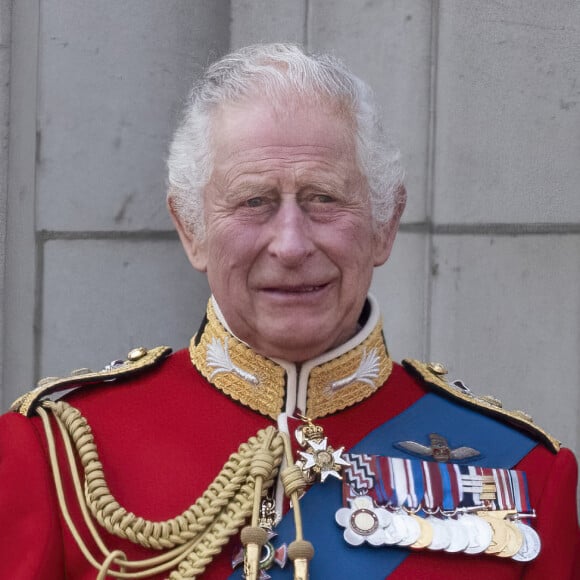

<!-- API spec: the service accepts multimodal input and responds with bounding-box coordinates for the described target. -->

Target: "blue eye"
[245,197,264,207]
[315,194,334,203]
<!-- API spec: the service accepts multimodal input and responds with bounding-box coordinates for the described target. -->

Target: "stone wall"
[1,2,579,467]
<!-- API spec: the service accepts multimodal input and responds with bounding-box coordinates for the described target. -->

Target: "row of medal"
[335,453,541,561]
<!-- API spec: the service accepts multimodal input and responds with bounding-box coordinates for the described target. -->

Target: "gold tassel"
[288,539,314,580]
[241,526,267,580]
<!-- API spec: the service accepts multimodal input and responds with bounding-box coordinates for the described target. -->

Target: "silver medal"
[383,511,406,545]
[442,517,470,553]
[425,515,451,551]
[392,510,421,547]
[335,496,392,547]
[511,521,541,562]
[460,513,493,554]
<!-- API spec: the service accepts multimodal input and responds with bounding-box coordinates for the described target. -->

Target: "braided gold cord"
[169,481,254,580]
[281,464,307,498]
[41,400,284,579]
[98,550,128,580]
[280,432,314,578]
[47,404,200,578]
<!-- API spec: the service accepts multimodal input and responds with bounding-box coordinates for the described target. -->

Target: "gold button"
[427,362,447,375]
[127,346,148,361]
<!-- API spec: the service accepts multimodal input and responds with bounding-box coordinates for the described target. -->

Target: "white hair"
[167,43,405,237]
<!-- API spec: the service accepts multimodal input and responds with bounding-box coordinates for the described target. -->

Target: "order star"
[298,437,350,482]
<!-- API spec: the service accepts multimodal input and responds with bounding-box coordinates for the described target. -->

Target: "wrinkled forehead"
[209,94,358,161]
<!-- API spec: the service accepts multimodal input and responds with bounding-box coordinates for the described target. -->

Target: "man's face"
[175,97,396,362]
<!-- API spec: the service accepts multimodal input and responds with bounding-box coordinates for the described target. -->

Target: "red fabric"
[0,349,578,579]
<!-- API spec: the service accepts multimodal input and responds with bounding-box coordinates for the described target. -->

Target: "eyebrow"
[224,182,275,199]
[223,172,347,199]
[298,178,341,193]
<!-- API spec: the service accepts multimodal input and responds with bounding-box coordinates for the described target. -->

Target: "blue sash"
[228,392,538,578]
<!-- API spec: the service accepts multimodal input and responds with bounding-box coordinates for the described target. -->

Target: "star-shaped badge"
[298,436,350,482]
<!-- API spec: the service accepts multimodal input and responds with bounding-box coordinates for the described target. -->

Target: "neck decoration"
[189,297,393,420]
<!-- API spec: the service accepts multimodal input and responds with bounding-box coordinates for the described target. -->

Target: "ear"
[167,197,208,272]
[372,187,406,267]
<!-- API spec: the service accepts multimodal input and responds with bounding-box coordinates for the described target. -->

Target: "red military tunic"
[1,297,579,579]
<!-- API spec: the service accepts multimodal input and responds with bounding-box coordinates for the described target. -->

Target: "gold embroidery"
[190,300,393,420]
[306,324,392,418]
[190,303,286,419]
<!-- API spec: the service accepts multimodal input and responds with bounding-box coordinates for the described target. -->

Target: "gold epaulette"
[402,358,561,454]
[11,346,172,417]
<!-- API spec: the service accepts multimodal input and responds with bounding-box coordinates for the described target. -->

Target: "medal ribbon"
[510,468,532,513]
[422,460,443,511]
[390,457,426,510]
[494,468,515,510]
[447,463,462,507]
[458,465,474,507]
[391,457,409,508]
[343,454,532,516]
[374,456,394,506]
[510,468,535,526]
[231,392,540,579]
[438,462,457,511]
[473,465,484,506]
[489,467,504,509]
[341,453,375,505]
[409,458,425,510]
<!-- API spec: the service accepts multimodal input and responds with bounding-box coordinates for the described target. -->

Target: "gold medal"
[496,520,524,558]
[409,514,434,549]
[479,513,509,554]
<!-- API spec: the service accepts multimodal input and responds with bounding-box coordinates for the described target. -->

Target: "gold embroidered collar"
[189,296,392,420]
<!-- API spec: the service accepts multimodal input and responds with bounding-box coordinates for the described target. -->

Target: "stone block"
[36,1,229,231]
[371,230,429,363]
[429,234,580,453]
[0,0,10,46]
[40,237,210,379]
[231,0,307,46]
[434,2,580,223]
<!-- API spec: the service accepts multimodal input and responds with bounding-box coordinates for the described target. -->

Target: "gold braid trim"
[190,299,392,421]
[190,302,286,420]
[402,359,561,453]
[12,346,172,417]
[39,400,284,579]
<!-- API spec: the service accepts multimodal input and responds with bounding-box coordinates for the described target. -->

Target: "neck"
[189,295,392,420]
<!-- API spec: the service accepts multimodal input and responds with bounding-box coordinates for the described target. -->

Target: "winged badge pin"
[395,433,481,463]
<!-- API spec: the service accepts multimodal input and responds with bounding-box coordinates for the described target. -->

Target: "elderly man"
[1,44,578,579]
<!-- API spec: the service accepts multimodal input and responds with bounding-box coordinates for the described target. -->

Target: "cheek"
[321,220,376,262]
[206,225,261,274]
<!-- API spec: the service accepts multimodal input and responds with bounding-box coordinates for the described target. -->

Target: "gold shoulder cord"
[37,399,309,579]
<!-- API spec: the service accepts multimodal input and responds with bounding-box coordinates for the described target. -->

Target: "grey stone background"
[1,0,579,485]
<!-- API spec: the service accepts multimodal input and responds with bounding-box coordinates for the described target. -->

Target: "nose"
[267,197,315,266]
